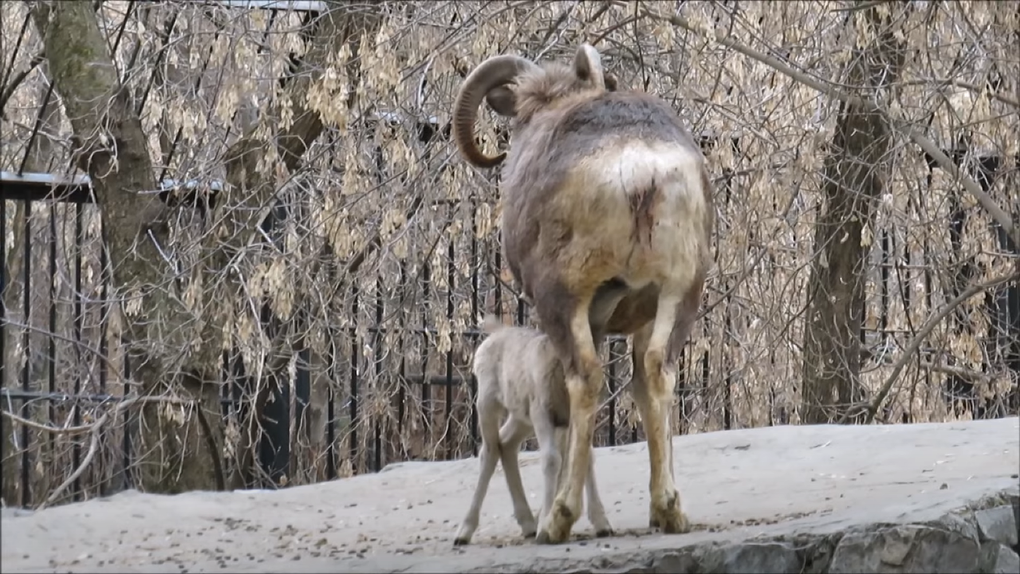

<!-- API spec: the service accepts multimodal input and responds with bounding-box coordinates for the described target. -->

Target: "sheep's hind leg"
[630,293,694,534]
[499,416,537,538]
[536,292,602,544]
[454,403,504,545]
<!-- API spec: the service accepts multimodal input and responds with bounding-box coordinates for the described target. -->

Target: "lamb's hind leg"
[498,416,538,538]
[630,288,699,534]
[454,401,504,545]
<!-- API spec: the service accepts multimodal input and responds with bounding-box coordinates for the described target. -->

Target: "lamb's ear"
[484,86,517,117]
[574,43,605,89]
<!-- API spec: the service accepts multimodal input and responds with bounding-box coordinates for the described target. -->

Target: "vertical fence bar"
[607,338,618,447]
[494,250,503,321]
[0,198,6,501]
[73,202,84,497]
[397,262,406,452]
[99,242,108,397]
[768,350,778,426]
[700,345,710,430]
[47,206,57,492]
[295,311,310,480]
[720,161,734,430]
[349,284,360,473]
[444,214,455,460]
[325,308,336,480]
[469,201,479,455]
[974,155,1013,417]
[880,229,890,335]
[723,277,732,430]
[373,277,383,472]
[420,264,431,448]
[122,344,133,489]
[677,344,687,434]
[19,200,32,506]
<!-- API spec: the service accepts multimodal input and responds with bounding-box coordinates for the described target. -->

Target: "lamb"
[453,315,612,546]
[451,44,715,544]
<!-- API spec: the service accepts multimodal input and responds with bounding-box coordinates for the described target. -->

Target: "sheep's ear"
[574,43,605,88]
[485,86,517,117]
[605,73,618,92]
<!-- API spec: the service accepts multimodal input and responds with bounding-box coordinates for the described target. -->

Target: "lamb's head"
[452,43,617,168]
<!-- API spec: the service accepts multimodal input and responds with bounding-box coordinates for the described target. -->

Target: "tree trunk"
[29,0,382,494]
[29,1,224,493]
[801,2,907,424]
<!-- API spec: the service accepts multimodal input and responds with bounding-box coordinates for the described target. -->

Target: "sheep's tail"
[480,314,508,335]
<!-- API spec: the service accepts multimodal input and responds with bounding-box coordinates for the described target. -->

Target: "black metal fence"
[2,143,1018,509]
[0,167,661,508]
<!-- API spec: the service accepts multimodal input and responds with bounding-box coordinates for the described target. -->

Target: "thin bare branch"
[642,5,1019,249]
[839,270,1020,425]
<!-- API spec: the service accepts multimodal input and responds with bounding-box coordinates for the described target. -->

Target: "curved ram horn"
[452,55,541,168]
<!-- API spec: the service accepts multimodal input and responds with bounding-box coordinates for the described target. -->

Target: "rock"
[798,534,842,574]
[605,567,652,574]
[927,510,980,542]
[1013,496,1020,547]
[979,542,1020,574]
[975,506,1019,547]
[697,542,800,574]
[651,551,696,573]
[830,524,981,573]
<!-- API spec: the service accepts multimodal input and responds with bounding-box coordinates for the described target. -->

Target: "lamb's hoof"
[595,527,614,538]
[521,527,537,540]
[650,490,691,534]
[453,537,470,547]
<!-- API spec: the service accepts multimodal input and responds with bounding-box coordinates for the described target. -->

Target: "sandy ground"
[2,417,1018,573]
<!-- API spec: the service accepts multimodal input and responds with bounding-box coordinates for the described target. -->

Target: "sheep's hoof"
[650,490,691,534]
[595,527,614,538]
[650,512,690,533]
[536,503,575,544]
[453,537,470,547]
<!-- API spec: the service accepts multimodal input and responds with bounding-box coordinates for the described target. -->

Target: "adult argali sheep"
[452,44,714,544]
[454,315,612,546]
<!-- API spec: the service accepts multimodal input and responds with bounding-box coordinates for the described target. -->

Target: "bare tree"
[800,1,908,424]
[27,0,382,493]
